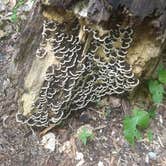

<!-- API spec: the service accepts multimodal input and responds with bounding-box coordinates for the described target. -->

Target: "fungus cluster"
[17,19,139,127]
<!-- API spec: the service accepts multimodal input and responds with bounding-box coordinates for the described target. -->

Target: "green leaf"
[158,69,166,84]
[123,108,150,145]
[132,109,150,128]
[148,80,158,93]
[123,117,141,145]
[11,11,17,22]
[148,108,156,119]
[148,80,164,103]
[11,0,25,22]
[157,63,164,75]
[78,127,94,145]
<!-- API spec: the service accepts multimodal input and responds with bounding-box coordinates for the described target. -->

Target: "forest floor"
[0,1,166,166]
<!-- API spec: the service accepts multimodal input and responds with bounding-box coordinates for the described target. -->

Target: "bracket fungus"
[15,0,166,128]
[16,18,139,127]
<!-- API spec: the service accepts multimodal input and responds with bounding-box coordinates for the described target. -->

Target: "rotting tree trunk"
[12,0,166,128]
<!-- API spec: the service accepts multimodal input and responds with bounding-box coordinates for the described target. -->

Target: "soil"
[0,2,166,166]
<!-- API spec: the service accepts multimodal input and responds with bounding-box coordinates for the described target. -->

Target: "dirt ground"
[0,2,166,166]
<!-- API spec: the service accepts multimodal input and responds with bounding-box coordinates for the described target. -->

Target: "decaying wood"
[13,0,166,127]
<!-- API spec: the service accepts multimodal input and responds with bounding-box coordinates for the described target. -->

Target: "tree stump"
[13,0,166,127]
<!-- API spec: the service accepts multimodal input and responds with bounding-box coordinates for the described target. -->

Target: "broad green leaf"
[123,117,142,145]
[132,109,150,128]
[148,80,158,93]
[157,63,164,75]
[123,108,150,145]
[158,69,166,84]
[148,80,164,103]
[152,90,163,103]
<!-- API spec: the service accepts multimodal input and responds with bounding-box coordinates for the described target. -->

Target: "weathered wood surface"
[42,0,166,26]
[14,1,43,85]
